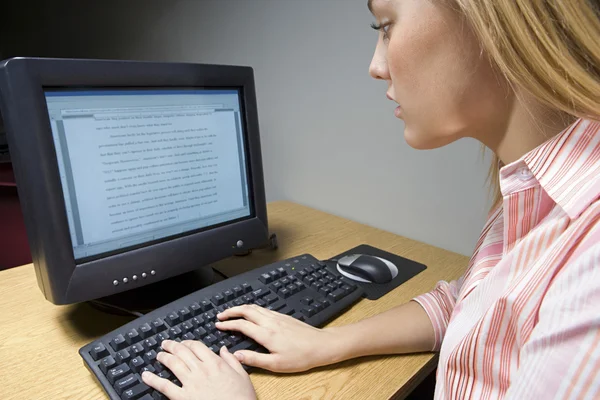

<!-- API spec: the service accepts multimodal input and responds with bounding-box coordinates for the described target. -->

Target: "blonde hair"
[453,0,600,205]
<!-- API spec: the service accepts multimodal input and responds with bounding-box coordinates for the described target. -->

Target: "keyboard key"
[204,322,216,332]
[267,301,285,311]
[301,297,313,305]
[168,325,183,338]
[143,337,158,351]
[189,302,202,316]
[129,356,145,373]
[301,307,316,317]
[305,266,314,274]
[281,278,290,286]
[258,273,273,284]
[271,281,283,292]
[114,373,139,395]
[181,321,194,333]
[286,284,297,294]
[139,323,152,339]
[90,342,109,360]
[288,275,298,281]
[116,349,132,364]
[143,350,158,364]
[327,283,337,291]
[209,345,219,353]
[233,298,244,307]
[255,299,267,307]
[319,287,332,296]
[166,312,181,326]
[228,333,243,344]
[182,332,195,341]
[276,267,287,276]
[233,285,243,297]
[99,355,116,374]
[342,284,355,294]
[295,281,306,291]
[125,329,140,345]
[252,288,270,298]
[328,288,346,302]
[305,276,315,284]
[264,293,278,304]
[292,313,305,322]
[211,293,225,306]
[223,290,234,301]
[204,334,218,345]
[278,306,294,316]
[297,270,308,279]
[157,370,171,380]
[194,327,207,338]
[278,288,291,298]
[107,363,131,384]
[202,310,217,321]
[241,283,252,293]
[140,364,155,374]
[191,316,204,327]
[241,294,254,303]
[151,318,168,333]
[121,382,151,400]
[199,299,213,311]
[269,270,279,280]
[154,361,165,372]
[316,297,331,308]
[130,343,145,356]
[218,338,232,348]
[156,331,170,342]
[178,307,191,321]
[110,334,127,351]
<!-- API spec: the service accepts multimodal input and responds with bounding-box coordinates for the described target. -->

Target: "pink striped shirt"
[414,118,600,399]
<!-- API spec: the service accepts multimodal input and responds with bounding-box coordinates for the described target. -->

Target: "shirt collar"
[499,118,600,220]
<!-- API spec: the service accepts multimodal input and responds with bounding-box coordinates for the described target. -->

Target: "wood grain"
[0,201,469,400]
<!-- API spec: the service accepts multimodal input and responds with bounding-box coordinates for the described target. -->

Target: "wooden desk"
[0,201,469,400]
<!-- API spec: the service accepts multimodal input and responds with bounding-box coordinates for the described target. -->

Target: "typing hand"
[141,340,256,400]
[216,304,339,372]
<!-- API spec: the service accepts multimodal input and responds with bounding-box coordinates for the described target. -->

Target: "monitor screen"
[44,88,252,261]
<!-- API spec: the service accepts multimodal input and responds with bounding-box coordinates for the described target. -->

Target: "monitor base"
[89,267,217,315]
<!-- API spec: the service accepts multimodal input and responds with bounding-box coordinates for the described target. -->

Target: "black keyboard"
[80,254,364,400]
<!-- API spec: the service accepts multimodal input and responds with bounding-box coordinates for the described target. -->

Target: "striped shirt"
[414,118,600,399]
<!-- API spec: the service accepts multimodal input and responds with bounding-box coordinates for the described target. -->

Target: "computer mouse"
[336,254,398,284]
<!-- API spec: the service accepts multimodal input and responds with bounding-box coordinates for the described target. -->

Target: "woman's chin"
[404,127,457,150]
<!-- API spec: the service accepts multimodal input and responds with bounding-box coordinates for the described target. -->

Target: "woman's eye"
[370,22,393,41]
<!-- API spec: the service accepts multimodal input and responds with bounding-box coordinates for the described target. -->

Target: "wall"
[1,0,492,256]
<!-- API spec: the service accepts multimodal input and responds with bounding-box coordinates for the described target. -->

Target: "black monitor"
[0,57,269,305]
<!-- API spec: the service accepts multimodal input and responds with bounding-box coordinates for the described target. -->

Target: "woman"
[142,0,600,398]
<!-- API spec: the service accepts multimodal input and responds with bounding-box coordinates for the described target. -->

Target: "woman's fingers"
[217,304,270,324]
[162,340,201,370]
[233,350,280,371]
[214,319,267,344]
[181,340,216,363]
[141,371,184,400]
[156,351,191,378]
[219,346,248,376]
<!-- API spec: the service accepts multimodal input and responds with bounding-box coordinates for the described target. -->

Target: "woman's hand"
[215,304,340,372]
[141,339,256,400]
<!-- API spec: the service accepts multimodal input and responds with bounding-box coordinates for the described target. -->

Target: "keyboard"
[80,254,365,400]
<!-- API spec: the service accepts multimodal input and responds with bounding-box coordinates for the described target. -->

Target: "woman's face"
[369,0,511,149]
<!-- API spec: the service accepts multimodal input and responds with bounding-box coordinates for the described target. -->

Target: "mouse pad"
[330,244,427,300]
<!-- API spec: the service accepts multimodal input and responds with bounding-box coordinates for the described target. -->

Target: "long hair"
[454,0,600,206]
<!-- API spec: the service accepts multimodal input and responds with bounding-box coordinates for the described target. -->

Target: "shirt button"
[517,167,533,181]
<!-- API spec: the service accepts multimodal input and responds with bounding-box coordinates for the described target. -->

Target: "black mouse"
[336,254,398,284]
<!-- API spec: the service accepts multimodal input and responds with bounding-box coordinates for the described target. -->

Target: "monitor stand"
[89,267,216,315]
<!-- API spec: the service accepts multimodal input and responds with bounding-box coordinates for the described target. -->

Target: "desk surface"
[0,201,469,400]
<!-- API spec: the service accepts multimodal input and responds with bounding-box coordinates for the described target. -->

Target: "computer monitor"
[0,57,269,305]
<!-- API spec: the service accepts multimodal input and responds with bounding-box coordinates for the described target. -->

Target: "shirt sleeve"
[504,237,600,399]
[412,276,464,351]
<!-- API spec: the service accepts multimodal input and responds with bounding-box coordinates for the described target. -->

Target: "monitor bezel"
[0,57,269,304]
